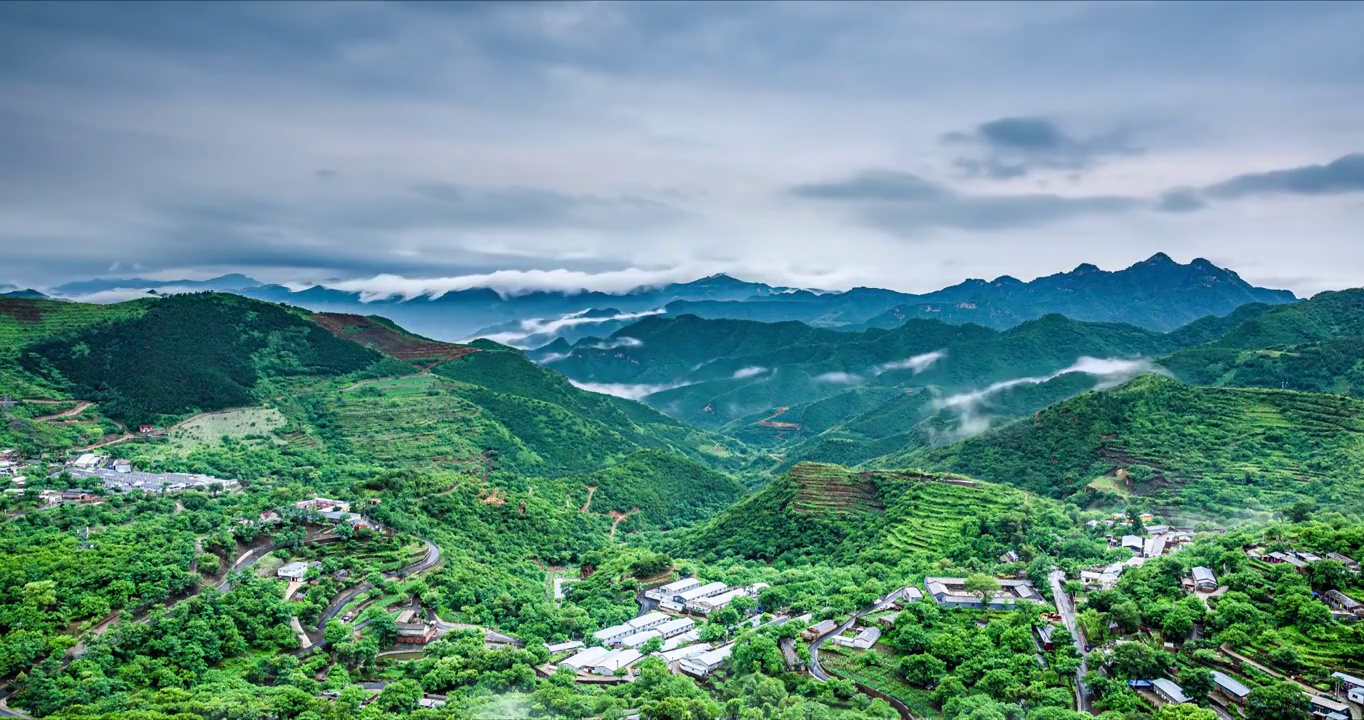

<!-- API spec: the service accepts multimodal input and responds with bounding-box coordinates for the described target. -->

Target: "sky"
[2,1,1364,296]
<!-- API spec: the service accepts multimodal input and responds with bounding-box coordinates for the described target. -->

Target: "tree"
[1306,560,1346,593]
[373,679,422,713]
[1284,499,1316,523]
[1157,705,1217,720]
[730,595,757,618]
[324,620,350,646]
[1163,608,1195,640]
[731,634,784,675]
[1246,682,1310,720]
[1108,642,1164,681]
[1181,667,1214,704]
[899,653,947,688]
[1110,600,1141,633]
[964,574,1001,606]
[640,636,664,655]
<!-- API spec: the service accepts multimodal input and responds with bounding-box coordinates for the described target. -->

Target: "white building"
[646,577,702,601]
[545,640,583,654]
[679,643,734,677]
[277,561,310,580]
[559,646,613,671]
[1151,678,1190,704]
[673,581,727,604]
[654,617,695,638]
[621,630,661,649]
[593,623,635,644]
[830,626,881,650]
[1192,566,1217,592]
[688,587,752,614]
[655,643,712,663]
[627,611,670,630]
[590,648,643,676]
[1143,535,1168,558]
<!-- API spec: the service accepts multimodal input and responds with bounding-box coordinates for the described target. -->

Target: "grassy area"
[134,406,288,461]
[820,644,942,719]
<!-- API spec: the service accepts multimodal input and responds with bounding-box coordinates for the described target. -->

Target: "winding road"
[1049,569,1092,714]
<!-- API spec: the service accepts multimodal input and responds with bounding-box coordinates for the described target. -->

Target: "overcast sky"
[2,1,1363,296]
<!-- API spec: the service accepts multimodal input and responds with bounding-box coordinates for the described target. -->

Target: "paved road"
[808,587,907,681]
[1049,569,1092,714]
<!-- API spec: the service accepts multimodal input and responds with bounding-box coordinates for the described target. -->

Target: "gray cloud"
[943,116,1142,179]
[1205,153,1364,199]
[790,171,1141,234]
[3,2,1364,295]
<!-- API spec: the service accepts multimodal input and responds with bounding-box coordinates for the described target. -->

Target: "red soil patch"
[311,313,476,364]
[756,406,801,430]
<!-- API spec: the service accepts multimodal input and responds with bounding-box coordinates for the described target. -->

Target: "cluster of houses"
[923,576,1042,610]
[644,578,769,616]
[591,612,699,651]
[1250,546,1361,574]
[256,498,382,534]
[1137,667,1359,719]
[65,453,240,495]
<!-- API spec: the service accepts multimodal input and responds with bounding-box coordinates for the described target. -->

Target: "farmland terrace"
[311,313,476,364]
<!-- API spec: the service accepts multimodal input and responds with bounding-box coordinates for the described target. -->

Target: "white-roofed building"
[558,646,612,671]
[645,577,702,601]
[830,627,881,650]
[590,648,643,676]
[621,630,661,649]
[679,643,734,677]
[673,582,727,604]
[627,611,670,630]
[1310,696,1350,720]
[654,617,695,638]
[1122,535,1144,553]
[656,643,712,663]
[277,561,309,580]
[924,577,1043,610]
[1143,535,1168,558]
[546,640,583,654]
[1192,567,1217,592]
[1212,671,1251,704]
[1151,678,1190,704]
[593,623,635,644]
[689,587,752,614]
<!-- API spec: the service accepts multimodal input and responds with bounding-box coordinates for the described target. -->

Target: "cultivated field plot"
[323,376,493,467]
[137,407,288,461]
[311,313,476,364]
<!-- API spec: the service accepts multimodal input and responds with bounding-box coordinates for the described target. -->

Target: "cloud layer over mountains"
[3,3,1364,296]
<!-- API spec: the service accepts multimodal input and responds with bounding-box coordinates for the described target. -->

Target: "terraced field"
[0,297,150,346]
[311,313,476,365]
[791,463,884,515]
[319,375,491,468]
[876,474,1025,555]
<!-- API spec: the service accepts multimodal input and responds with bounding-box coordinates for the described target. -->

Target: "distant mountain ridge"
[33,253,1295,342]
[665,253,1295,332]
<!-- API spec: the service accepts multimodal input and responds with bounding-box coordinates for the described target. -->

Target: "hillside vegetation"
[20,293,382,425]
[898,375,1364,518]
[684,462,1038,564]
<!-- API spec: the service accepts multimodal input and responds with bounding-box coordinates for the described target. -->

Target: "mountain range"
[31,253,1294,343]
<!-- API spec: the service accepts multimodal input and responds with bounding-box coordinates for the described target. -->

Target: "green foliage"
[22,294,380,424]
[906,375,1364,516]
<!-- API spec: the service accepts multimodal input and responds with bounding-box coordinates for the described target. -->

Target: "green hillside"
[551,449,747,529]
[898,375,1364,518]
[683,462,1041,564]
[1163,289,1364,397]
[20,293,382,425]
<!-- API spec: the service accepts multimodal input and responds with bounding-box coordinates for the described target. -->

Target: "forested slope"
[896,375,1364,518]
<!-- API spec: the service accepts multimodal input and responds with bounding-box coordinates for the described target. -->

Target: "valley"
[0,275,1361,720]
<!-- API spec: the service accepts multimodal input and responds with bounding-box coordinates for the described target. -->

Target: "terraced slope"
[311,313,476,365]
[899,374,1364,518]
[0,296,151,346]
[684,462,1032,563]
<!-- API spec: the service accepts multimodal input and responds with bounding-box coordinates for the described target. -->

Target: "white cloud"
[536,352,572,364]
[934,356,1165,439]
[874,350,946,375]
[472,308,664,346]
[585,336,643,350]
[732,366,768,379]
[331,269,701,301]
[814,371,862,384]
[567,379,690,400]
